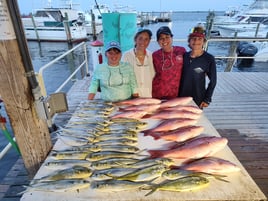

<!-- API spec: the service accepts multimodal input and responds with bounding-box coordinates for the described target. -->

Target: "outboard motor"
[236,42,258,67]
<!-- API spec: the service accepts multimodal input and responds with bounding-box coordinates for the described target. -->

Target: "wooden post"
[91,9,97,41]
[30,12,40,42]
[63,12,72,43]
[0,0,52,178]
[224,32,238,72]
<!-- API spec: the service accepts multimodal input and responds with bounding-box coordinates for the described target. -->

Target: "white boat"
[213,0,268,37]
[253,41,268,61]
[83,4,110,35]
[22,5,88,42]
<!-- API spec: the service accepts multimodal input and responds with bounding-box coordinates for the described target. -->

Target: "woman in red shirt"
[152,26,186,99]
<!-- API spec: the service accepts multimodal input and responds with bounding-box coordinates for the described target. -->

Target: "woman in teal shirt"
[88,41,139,102]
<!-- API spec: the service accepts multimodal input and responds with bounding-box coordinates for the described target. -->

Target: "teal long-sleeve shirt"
[88,62,138,102]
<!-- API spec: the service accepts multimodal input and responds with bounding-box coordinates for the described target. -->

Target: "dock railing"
[36,41,89,96]
[170,35,268,72]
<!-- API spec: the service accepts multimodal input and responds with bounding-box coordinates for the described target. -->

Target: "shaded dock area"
[0,72,267,200]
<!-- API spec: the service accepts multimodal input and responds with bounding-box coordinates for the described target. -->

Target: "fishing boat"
[213,0,268,37]
[83,4,110,35]
[21,5,88,42]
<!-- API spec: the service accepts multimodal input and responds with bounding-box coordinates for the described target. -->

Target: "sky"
[17,0,253,14]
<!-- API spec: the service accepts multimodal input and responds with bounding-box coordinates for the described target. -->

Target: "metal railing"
[37,41,89,96]
[0,41,89,161]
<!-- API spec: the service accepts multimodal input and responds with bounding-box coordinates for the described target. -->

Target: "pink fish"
[143,118,197,135]
[143,110,201,120]
[119,104,160,113]
[111,110,148,119]
[162,105,203,114]
[148,125,204,142]
[148,136,228,160]
[159,97,193,108]
[116,98,161,106]
[181,157,241,174]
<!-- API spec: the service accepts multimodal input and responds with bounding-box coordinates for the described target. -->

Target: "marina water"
[0,11,267,181]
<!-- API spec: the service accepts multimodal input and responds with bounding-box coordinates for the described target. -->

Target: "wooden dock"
[0,72,267,200]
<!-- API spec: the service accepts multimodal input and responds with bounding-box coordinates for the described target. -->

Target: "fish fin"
[144,187,158,196]
[142,114,151,119]
[212,174,229,183]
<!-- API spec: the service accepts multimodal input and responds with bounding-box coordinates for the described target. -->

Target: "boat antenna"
[94,0,102,15]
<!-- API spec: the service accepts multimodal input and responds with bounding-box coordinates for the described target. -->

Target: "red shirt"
[152,46,186,99]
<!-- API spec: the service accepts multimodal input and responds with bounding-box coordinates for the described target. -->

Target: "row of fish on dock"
[20,97,241,197]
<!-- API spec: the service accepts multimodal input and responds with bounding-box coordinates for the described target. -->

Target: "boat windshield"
[35,10,63,22]
[248,0,268,10]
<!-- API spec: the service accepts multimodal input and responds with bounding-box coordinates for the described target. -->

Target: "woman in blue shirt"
[88,41,139,102]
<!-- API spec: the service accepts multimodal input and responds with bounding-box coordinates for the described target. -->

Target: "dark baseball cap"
[157,26,173,40]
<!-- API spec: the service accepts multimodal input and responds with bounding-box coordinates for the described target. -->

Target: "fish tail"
[148,150,162,158]
[118,107,125,111]
[17,186,30,195]
[143,130,151,136]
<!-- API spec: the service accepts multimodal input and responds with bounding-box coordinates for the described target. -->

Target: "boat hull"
[23,26,88,42]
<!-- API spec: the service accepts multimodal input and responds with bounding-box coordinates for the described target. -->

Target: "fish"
[86,151,145,162]
[56,133,90,146]
[109,121,148,129]
[95,124,143,132]
[93,138,138,146]
[161,169,228,182]
[124,158,174,169]
[91,167,137,181]
[159,97,193,108]
[56,131,96,143]
[19,179,90,194]
[144,176,209,196]
[146,125,204,142]
[143,110,201,120]
[162,105,203,114]
[51,151,90,160]
[115,98,161,106]
[93,132,138,143]
[148,136,228,160]
[33,165,92,182]
[109,118,142,123]
[111,110,148,119]
[143,118,197,135]
[44,159,90,169]
[119,104,161,113]
[113,164,169,182]
[90,158,140,170]
[89,144,140,153]
[181,157,241,174]
[91,179,149,192]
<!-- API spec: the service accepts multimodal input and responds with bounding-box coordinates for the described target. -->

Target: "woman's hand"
[88,93,95,100]
[132,93,139,98]
[199,101,209,109]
